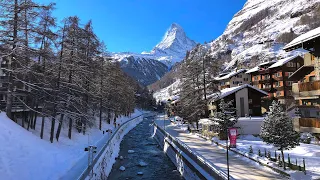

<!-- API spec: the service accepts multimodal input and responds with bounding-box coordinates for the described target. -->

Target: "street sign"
[228,128,237,148]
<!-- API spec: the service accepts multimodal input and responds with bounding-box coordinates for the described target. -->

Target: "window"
[243,78,249,81]
[265,75,270,79]
[237,74,242,78]
[275,81,280,87]
[276,91,282,96]
[287,62,295,67]
[254,76,259,81]
[288,72,294,77]
[287,81,293,86]
[275,72,281,77]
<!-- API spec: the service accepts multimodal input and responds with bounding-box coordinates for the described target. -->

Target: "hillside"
[153,0,320,96]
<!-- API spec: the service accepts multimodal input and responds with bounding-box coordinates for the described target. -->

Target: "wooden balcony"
[299,80,320,91]
[294,117,320,133]
[292,81,320,99]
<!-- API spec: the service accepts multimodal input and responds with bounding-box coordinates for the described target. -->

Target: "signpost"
[228,128,238,148]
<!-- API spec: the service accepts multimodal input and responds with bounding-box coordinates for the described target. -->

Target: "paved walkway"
[155,119,286,180]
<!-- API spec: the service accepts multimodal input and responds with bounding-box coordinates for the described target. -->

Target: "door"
[240,97,245,117]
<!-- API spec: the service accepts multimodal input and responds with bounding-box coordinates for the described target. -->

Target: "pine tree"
[260,100,300,170]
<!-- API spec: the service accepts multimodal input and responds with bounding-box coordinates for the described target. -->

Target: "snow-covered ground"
[212,135,320,179]
[0,110,144,180]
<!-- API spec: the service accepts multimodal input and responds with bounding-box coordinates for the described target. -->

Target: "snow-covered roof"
[215,69,247,80]
[284,26,320,51]
[246,66,259,74]
[208,84,268,102]
[268,55,301,69]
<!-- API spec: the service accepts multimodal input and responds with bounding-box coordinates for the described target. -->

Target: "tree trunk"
[82,119,86,135]
[68,118,72,139]
[281,149,286,170]
[6,0,19,120]
[56,114,64,141]
[33,103,39,129]
[22,112,25,128]
[99,98,102,130]
[107,109,111,124]
[50,117,55,143]
[40,116,45,139]
[27,112,31,131]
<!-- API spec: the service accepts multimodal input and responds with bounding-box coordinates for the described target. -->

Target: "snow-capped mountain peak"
[155,23,187,49]
[149,23,197,64]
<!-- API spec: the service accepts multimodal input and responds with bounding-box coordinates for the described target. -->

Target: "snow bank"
[0,110,144,180]
[91,115,144,179]
[212,135,320,179]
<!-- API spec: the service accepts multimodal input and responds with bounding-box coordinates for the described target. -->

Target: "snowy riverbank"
[0,110,144,180]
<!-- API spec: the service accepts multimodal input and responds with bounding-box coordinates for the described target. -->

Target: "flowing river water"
[108,116,184,180]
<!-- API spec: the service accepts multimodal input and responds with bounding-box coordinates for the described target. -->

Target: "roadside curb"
[196,134,291,178]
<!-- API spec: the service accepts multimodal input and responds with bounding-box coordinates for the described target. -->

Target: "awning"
[288,65,314,81]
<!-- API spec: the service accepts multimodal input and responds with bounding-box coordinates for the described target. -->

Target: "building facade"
[215,69,251,90]
[284,26,320,135]
[208,84,268,118]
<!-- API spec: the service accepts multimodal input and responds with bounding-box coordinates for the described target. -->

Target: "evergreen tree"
[213,99,238,140]
[260,100,300,170]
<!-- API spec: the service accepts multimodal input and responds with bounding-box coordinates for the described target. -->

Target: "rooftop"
[268,55,301,69]
[207,84,268,102]
[284,26,320,51]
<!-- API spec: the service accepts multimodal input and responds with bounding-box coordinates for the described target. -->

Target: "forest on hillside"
[0,0,155,142]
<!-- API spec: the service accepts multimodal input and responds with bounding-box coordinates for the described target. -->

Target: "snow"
[128,150,135,154]
[153,79,181,102]
[246,66,260,74]
[199,118,218,125]
[0,110,144,180]
[207,84,268,101]
[119,166,125,171]
[268,55,302,69]
[206,0,320,70]
[284,26,320,50]
[212,135,320,179]
[214,69,247,80]
[138,160,148,167]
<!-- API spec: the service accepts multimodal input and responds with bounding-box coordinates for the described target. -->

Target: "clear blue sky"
[36,0,247,53]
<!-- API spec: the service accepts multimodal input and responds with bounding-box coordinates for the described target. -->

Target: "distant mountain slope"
[119,56,168,86]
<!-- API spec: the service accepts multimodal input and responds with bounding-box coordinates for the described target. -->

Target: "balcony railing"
[298,80,320,92]
[299,118,320,128]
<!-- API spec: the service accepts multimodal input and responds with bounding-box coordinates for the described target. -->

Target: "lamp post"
[226,127,230,180]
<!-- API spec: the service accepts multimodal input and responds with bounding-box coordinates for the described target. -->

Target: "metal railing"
[154,122,229,180]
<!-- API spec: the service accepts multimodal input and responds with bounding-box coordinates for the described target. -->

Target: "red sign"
[228,128,237,148]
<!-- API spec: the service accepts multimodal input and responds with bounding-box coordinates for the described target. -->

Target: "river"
[108,116,184,180]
